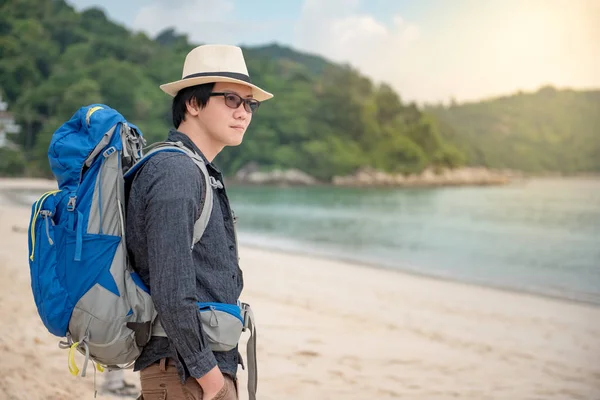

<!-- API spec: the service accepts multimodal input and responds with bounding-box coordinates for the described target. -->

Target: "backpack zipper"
[40,210,54,245]
[197,302,243,323]
[29,190,61,261]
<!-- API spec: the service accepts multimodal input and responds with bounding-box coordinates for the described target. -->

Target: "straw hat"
[159,44,273,101]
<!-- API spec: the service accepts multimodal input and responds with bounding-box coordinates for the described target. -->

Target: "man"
[126,45,272,400]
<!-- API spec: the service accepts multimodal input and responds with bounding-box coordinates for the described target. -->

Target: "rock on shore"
[332,166,516,187]
[233,162,516,187]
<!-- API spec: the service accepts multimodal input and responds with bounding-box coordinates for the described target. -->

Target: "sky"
[66,0,599,104]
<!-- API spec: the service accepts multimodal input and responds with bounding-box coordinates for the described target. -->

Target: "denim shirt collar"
[167,129,222,175]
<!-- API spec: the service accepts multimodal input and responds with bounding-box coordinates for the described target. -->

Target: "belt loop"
[159,358,167,372]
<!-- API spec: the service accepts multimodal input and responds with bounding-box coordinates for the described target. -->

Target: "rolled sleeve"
[142,153,217,378]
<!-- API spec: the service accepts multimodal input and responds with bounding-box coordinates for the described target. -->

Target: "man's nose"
[233,105,250,119]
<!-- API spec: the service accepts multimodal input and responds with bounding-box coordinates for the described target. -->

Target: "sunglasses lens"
[224,94,242,109]
[244,100,260,113]
[219,93,260,113]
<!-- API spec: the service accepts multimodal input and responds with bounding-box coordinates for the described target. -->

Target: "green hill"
[245,43,331,76]
[427,86,600,173]
[0,0,464,180]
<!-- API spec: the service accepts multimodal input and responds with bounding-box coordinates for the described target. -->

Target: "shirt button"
[229,245,235,251]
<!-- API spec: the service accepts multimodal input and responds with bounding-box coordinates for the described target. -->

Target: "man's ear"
[186,97,201,116]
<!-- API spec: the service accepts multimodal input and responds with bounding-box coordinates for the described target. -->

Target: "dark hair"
[171,82,216,128]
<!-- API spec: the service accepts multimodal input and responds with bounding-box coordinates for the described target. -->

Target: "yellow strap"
[29,190,61,261]
[86,106,104,126]
[68,342,80,376]
[67,341,105,377]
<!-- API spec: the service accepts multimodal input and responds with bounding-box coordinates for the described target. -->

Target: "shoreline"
[238,240,600,310]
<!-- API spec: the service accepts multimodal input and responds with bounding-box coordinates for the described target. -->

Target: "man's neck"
[177,123,222,162]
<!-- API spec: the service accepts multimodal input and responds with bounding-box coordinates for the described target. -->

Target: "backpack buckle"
[209,176,223,189]
[103,147,116,158]
[67,196,77,212]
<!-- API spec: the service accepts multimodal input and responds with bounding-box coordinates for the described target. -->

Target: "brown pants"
[138,358,238,400]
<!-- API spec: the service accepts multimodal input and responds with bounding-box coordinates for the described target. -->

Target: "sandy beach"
[0,178,598,400]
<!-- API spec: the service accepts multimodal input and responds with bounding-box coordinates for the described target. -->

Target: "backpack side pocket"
[28,190,74,337]
[198,302,244,352]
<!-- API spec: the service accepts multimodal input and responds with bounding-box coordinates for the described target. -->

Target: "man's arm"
[141,154,224,395]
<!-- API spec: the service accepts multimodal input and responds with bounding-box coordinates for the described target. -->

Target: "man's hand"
[197,366,225,399]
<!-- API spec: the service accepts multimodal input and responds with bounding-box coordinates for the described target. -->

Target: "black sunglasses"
[209,92,260,113]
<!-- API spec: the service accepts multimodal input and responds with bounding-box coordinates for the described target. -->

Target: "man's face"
[197,82,254,147]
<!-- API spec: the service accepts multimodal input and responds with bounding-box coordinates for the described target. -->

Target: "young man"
[126,45,272,400]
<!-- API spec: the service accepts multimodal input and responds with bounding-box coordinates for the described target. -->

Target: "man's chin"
[225,138,244,147]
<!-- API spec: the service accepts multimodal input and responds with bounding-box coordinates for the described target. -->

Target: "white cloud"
[295,0,421,100]
[132,0,236,43]
[295,0,600,104]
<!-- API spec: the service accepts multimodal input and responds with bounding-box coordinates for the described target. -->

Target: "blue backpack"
[26,104,215,374]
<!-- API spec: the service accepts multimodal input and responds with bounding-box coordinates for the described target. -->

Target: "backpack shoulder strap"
[125,141,215,248]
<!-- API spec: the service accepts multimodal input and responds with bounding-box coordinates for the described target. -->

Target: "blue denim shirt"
[126,130,243,381]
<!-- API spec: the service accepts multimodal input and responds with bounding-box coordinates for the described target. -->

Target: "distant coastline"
[230,163,600,187]
[230,164,519,187]
[2,168,598,192]
[523,171,600,179]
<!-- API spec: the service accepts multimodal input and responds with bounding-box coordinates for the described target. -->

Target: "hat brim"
[160,76,273,102]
